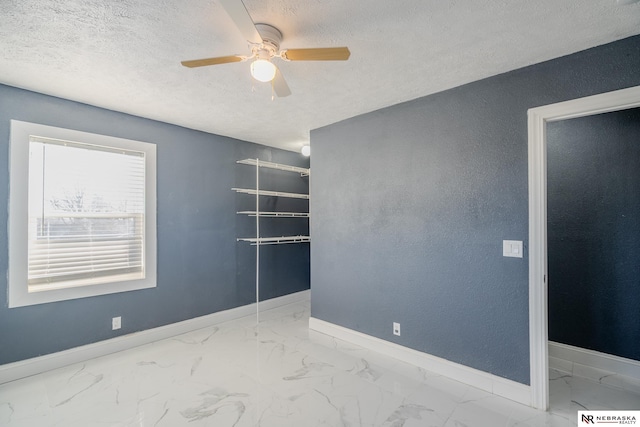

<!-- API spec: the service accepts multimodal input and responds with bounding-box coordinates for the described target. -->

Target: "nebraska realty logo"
[579,411,640,425]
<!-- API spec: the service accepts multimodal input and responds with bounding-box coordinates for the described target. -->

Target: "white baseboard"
[0,290,310,385]
[549,341,640,379]
[308,317,532,407]
[549,341,640,394]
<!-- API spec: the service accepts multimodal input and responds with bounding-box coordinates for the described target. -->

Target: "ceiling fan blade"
[218,0,263,44]
[282,47,351,61]
[272,67,291,97]
[181,55,245,68]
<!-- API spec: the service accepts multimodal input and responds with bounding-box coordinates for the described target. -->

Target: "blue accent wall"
[310,35,640,384]
[0,84,309,365]
[547,107,640,361]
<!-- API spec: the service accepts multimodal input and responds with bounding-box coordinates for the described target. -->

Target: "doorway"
[527,85,640,410]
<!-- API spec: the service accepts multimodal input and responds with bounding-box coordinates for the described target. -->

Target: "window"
[9,120,156,307]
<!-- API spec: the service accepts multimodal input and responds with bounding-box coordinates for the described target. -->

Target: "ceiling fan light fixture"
[251,59,276,82]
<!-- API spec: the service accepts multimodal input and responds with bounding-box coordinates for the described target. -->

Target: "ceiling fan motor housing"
[254,23,283,55]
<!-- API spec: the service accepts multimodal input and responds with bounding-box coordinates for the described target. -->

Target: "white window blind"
[28,136,146,292]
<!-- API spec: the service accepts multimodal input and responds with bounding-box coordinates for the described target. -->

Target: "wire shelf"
[237,235,310,246]
[232,188,309,200]
[237,158,310,176]
[237,211,309,218]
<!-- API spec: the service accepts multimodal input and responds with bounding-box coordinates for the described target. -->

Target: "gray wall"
[0,84,309,365]
[310,35,640,385]
[548,107,640,361]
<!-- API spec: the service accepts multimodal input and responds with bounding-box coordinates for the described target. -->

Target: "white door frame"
[527,85,640,410]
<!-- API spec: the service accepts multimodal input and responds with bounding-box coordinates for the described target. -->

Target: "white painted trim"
[309,317,532,407]
[549,341,640,380]
[527,85,640,411]
[0,290,310,385]
[528,106,549,411]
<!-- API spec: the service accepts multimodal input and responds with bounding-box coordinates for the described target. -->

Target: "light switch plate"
[503,240,523,258]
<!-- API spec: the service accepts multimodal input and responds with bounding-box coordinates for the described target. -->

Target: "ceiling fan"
[181,0,351,97]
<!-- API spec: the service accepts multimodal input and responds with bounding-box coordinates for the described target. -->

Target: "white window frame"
[8,120,157,308]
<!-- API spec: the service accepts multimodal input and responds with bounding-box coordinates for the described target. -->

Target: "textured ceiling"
[1,0,639,152]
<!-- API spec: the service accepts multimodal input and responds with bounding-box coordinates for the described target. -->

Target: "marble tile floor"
[1,300,638,426]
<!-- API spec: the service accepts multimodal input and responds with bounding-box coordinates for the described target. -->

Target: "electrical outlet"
[393,322,401,336]
[112,316,121,330]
